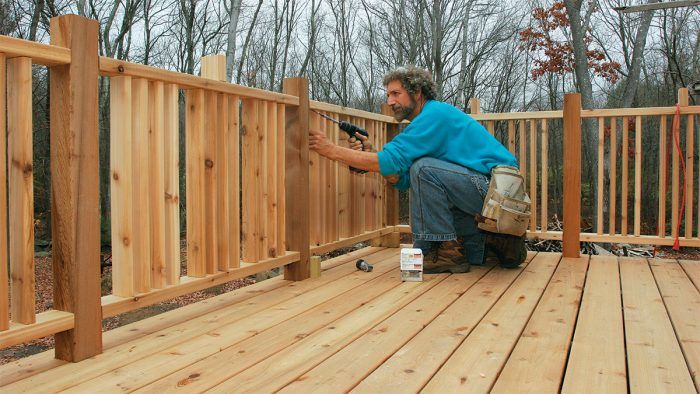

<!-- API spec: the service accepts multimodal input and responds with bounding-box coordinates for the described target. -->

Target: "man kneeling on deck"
[309,66,526,273]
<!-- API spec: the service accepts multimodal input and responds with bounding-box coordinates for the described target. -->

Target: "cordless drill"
[314,110,369,174]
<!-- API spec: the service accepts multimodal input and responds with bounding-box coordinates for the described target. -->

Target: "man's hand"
[309,128,336,158]
[348,133,373,152]
[384,174,399,185]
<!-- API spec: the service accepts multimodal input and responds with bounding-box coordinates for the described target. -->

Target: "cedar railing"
[465,92,700,256]
[0,15,698,363]
[0,16,399,361]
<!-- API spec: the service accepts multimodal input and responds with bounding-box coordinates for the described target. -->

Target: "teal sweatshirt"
[377,100,517,190]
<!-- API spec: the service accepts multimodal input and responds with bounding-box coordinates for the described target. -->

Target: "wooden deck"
[1,246,698,393]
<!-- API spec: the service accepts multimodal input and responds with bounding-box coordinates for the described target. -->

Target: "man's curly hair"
[382,66,437,100]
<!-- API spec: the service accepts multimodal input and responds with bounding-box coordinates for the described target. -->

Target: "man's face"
[386,80,418,121]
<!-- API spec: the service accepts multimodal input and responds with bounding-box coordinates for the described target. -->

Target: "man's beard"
[392,97,416,121]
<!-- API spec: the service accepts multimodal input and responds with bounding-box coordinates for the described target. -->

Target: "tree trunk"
[621,0,660,108]
[225,0,242,82]
[563,0,594,109]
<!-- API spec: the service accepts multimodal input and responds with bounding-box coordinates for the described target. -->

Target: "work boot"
[414,240,470,274]
[484,233,527,268]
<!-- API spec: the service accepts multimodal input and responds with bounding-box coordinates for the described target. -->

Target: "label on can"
[400,248,423,282]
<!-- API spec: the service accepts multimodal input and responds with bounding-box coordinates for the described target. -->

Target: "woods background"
[0,0,698,248]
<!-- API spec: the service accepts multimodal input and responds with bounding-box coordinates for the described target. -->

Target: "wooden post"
[310,256,321,279]
[679,88,694,239]
[562,93,581,258]
[0,53,7,331]
[469,97,481,114]
[283,78,310,281]
[49,15,102,361]
[381,103,401,248]
[201,54,227,271]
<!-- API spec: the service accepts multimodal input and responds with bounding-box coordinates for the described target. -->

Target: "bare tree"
[225,0,242,81]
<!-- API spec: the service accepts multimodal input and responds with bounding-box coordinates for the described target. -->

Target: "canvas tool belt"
[476,165,531,236]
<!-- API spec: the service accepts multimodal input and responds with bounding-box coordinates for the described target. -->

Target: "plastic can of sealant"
[400,248,423,282]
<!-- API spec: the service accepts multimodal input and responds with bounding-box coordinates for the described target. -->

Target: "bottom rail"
[0,310,74,349]
[101,251,300,318]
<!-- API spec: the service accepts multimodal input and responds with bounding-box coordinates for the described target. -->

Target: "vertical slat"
[381,104,399,234]
[7,57,34,324]
[148,81,166,289]
[530,119,537,232]
[350,117,362,236]
[241,98,260,262]
[487,120,494,135]
[276,102,286,255]
[519,119,527,186]
[328,114,338,242]
[216,94,230,268]
[185,89,206,277]
[609,117,617,236]
[0,53,8,331]
[374,121,382,229]
[634,116,642,237]
[685,113,694,238]
[622,117,629,236]
[597,117,605,235]
[266,102,278,257]
[540,119,548,234]
[258,101,269,256]
[163,83,180,284]
[309,111,321,246]
[366,120,376,231]
[110,77,134,296]
[318,113,328,244]
[131,78,151,292]
[507,120,516,154]
[563,94,581,258]
[204,91,218,273]
[49,15,102,361]
[282,77,310,281]
[357,118,366,234]
[338,115,351,238]
[672,113,679,239]
[229,96,241,268]
[658,116,667,238]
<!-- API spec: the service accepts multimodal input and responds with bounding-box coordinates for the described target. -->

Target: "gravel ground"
[1,255,256,365]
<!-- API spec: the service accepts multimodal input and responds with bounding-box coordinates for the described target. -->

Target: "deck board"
[1,248,698,393]
[354,252,536,393]
[562,255,627,393]
[492,255,589,393]
[280,264,493,393]
[422,252,561,392]
[649,259,700,391]
[620,257,696,393]
[208,274,448,393]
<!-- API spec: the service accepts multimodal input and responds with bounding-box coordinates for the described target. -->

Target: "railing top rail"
[581,106,700,118]
[0,35,71,66]
[472,111,563,121]
[99,57,300,105]
[310,100,397,123]
[471,104,700,121]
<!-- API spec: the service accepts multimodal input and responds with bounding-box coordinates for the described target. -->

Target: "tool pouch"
[476,165,531,236]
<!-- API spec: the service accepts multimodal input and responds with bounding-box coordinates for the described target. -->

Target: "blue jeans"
[410,157,490,264]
